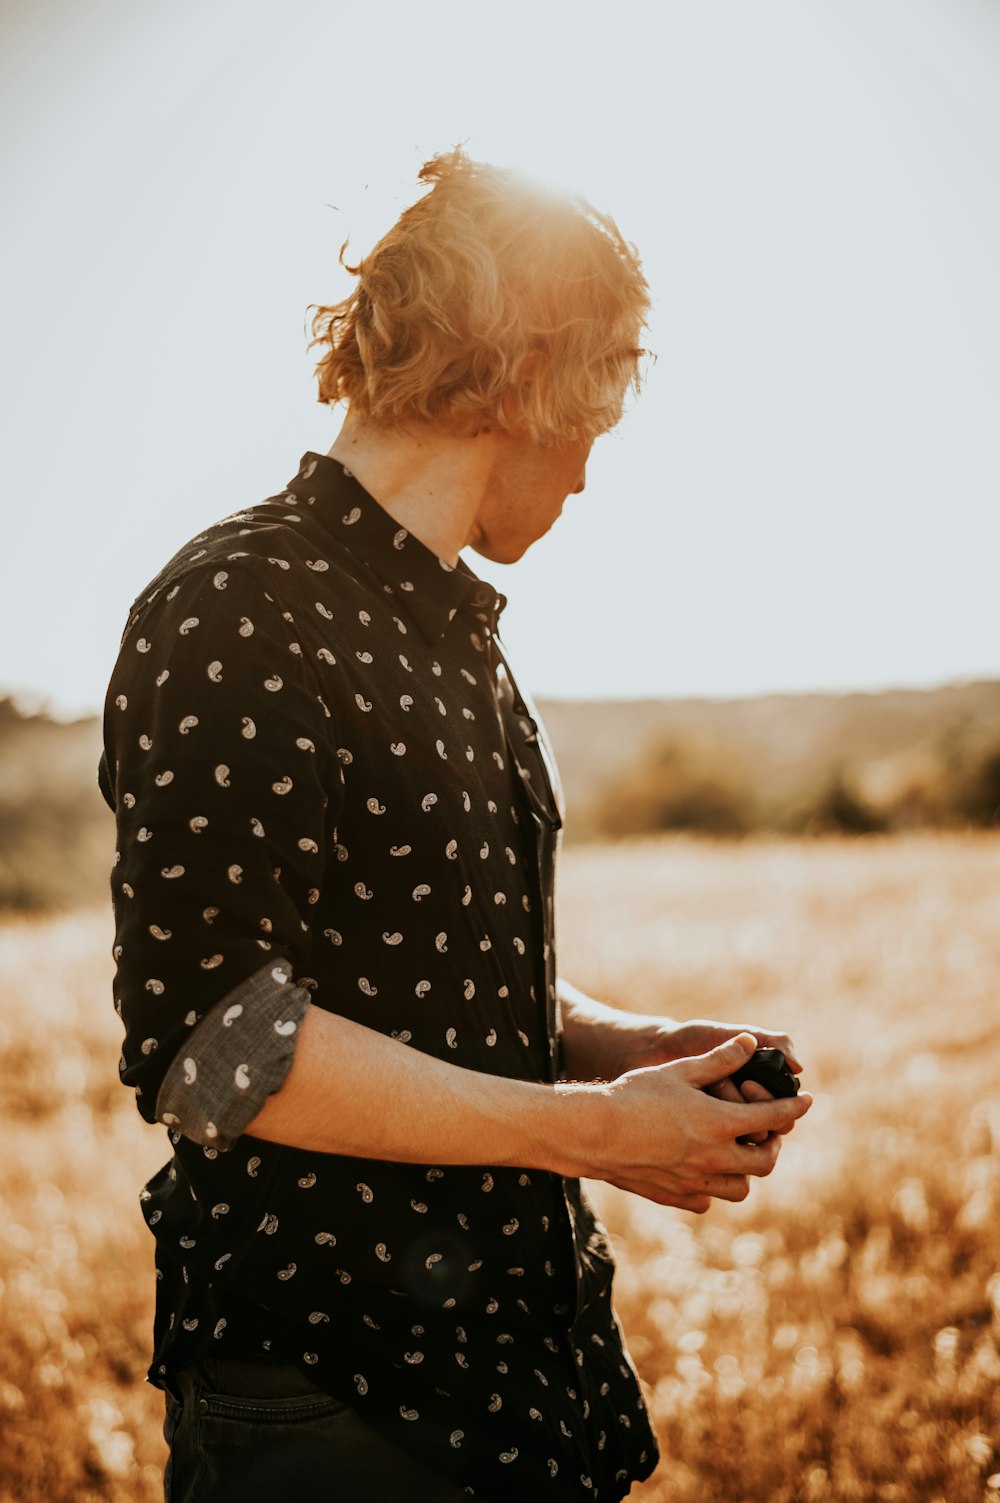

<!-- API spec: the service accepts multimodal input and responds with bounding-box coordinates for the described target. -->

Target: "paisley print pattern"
[99,453,657,1501]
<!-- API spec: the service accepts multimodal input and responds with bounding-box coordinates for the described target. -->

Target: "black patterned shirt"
[99,452,657,1502]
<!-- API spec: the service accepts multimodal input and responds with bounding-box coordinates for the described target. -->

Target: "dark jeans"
[163,1356,471,1502]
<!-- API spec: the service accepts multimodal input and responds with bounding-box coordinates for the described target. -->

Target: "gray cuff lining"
[155,959,312,1151]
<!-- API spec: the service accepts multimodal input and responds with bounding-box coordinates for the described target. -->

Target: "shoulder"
[105,507,322,719]
[104,500,365,748]
[103,545,338,770]
[119,497,316,643]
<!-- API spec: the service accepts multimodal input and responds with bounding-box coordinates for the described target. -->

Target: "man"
[100,149,811,1503]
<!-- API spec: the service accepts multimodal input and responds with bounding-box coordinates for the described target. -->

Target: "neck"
[327,411,502,566]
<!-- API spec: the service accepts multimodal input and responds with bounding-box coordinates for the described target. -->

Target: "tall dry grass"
[564,835,1000,1502]
[1,834,999,1501]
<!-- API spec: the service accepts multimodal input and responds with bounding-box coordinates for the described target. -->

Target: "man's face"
[465,433,592,565]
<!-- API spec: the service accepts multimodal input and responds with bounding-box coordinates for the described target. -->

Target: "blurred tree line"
[587,723,1000,838]
[536,680,1000,841]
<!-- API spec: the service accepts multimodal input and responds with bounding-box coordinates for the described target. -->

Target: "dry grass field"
[1,833,999,1502]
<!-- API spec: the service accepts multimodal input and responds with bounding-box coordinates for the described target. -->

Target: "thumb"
[681,1032,758,1088]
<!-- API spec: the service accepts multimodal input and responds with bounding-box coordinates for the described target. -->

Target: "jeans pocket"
[198,1388,347,1425]
[194,1357,348,1423]
[190,1375,352,1503]
[166,1362,350,1503]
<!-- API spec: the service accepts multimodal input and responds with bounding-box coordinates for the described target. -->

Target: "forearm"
[559,977,673,1082]
[245,1003,599,1177]
[250,1008,813,1216]
[162,985,810,1217]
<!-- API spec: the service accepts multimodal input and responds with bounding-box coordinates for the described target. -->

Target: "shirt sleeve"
[103,560,343,1146]
[153,954,311,1150]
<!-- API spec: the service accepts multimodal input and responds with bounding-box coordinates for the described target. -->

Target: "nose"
[571,467,587,496]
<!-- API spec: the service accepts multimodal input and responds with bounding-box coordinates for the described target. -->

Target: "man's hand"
[624,1016,804,1147]
[556,1033,813,1214]
[633,1016,803,1078]
[557,980,805,1150]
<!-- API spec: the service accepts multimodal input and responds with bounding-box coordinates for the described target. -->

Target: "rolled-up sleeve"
[154,956,312,1149]
[102,561,343,1142]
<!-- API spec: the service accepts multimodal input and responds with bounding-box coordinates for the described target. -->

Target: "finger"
[610,1169,748,1209]
[775,1045,804,1075]
[729,1136,783,1176]
[681,1033,758,1089]
[740,1078,803,1137]
[721,1090,813,1139]
[738,1078,773,1145]
[699,1174,751,1203]
[724,1130,787,1178]
[704,1079,746,1105]
[610,1177,711,1214]
[704,1133,781,1177]
[754,1031,804,1075]
[615,1169,752,1206]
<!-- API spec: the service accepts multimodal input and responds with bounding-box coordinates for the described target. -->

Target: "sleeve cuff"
[154,959,312,1151]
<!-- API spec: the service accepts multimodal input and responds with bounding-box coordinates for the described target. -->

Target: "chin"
[469,537,529,566]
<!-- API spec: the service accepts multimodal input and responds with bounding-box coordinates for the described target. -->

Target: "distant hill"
[537,679,1000,838]
[3,678,1000,911]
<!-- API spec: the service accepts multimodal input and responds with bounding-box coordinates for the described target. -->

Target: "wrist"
[497,1078,614,1180]
[594,1014,676,1079]
[560,997,677,1082]
[628,1017,680,1067]
[616,1016,670,1064]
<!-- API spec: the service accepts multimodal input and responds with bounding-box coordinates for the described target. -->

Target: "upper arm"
[104,562,343,1122]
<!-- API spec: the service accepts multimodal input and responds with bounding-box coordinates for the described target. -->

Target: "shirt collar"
[284,452,506,646]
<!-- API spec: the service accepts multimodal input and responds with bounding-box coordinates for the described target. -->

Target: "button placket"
[482,630,594,1333]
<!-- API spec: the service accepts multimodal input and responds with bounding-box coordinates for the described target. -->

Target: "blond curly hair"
[309,149,649,446]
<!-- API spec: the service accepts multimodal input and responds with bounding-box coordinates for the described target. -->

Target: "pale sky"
[2,0,999,717]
